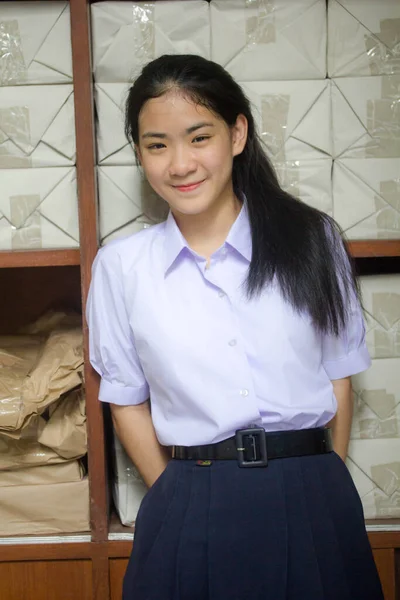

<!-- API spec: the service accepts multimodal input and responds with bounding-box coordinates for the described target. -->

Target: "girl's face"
[136,91,247,218]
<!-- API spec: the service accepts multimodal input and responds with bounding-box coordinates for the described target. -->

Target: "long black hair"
[125,54,360,336]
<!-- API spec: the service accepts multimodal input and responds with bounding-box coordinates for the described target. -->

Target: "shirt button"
[228,339,237,347]
[218,291,225,298]
[221,247,228,256]
[240,389,249,397]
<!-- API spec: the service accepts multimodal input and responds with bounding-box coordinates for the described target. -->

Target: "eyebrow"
[141,122,214,139]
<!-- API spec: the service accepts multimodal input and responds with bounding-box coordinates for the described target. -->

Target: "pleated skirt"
[123,452,384,600]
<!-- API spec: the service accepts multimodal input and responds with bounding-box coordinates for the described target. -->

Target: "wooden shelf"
[0,240,398,269]
[348,240,400,258]
[0,249,80,269]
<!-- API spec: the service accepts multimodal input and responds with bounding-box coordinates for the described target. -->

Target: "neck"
[172,192,242,259]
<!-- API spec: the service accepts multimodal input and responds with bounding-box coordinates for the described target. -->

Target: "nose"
[168,145,197,178]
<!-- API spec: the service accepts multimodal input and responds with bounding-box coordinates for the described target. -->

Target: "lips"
[173,180,205,192]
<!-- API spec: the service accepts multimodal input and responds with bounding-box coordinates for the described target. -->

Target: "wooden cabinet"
[0,560,93,600]
[0,1,399,599]
[109,559,129,600]
[373,550,396,600]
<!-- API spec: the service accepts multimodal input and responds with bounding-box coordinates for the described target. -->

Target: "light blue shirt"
[86,203,370,446]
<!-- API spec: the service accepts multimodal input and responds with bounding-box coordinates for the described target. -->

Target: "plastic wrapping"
[97,165,168,245]
[0,19,26,86]
[112,432,147,527]
[211,0,326,81]
[333,158,400,240]
[245,0,276,47]
[0,327,83,435]
[332,75,400,159]
[0,167,79,250]
[0,2,72,86]
[0,85,76,168]
[360,275,400,359]
[91,1,210,82]
[328,0,400,77]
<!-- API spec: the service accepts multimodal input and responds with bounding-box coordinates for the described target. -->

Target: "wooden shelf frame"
[0,249,80,268]
[348,240,400,258]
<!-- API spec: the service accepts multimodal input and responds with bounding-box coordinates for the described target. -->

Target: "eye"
[147,143,166,150]
[192,135,210,143]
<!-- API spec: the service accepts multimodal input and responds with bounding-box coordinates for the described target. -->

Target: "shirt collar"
[162,201,252,273]
[226,201,252,263]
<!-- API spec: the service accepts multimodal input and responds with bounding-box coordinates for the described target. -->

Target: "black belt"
[172,427,333,468]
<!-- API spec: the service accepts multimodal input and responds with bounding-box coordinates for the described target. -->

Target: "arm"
[111,401,171,487]
[327,376,353,461]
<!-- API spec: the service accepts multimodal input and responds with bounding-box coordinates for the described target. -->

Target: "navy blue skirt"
[123,452,383,599]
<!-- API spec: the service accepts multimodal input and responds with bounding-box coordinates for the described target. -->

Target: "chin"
[173,202,214,217]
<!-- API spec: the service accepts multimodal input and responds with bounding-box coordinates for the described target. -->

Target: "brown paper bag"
[0,477,90,535]
[0,327,84,434]
[0,434,67,470]
[0,461,84,486]
[38,389,87,459]
[0,335,43,431]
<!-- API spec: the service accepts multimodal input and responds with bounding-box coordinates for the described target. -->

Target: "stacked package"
[347,275,400,519]
[0,313,89,535]
[329,0,400,239]
[91,0,210,244]
[90,0,400,523]
[0,1,79,249]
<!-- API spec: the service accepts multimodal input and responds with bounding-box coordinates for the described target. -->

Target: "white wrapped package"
[112,432,147,527]
[95,83,133,165]
[211,0,326,81]
[351,358,400,440]
[0,85,75,168]
[97,166,167,245]
[0,167,79,249]
[274,159,332,215]
[0,2,72,86]
[331,75,400,159]
[360,275,400,359]
[328,0,400,78]
[347,438,400,519]
[240,80,331,161]
[332,158,400,239]
[91,1,210,83]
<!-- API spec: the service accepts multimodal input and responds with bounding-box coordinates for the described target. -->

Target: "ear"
[231,114,248,157]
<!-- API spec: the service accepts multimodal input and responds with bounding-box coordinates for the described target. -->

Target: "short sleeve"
[321,300,371,380]
[321,227,371,380]
[86,246,149,405]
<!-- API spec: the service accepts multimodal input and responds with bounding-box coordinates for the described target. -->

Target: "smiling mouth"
[173,180,205,192]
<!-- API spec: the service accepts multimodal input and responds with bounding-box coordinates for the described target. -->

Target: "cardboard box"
[0,477,90,535]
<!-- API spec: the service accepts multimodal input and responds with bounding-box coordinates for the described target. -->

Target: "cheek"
[141,157,166,185]
[202,142,232,172]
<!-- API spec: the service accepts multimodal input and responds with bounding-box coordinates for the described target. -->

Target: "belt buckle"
[235,427,268,468]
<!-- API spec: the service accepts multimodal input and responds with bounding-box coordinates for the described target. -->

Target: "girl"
[87,54,384,599]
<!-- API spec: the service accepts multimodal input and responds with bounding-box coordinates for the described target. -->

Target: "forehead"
[138,91,222,133]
